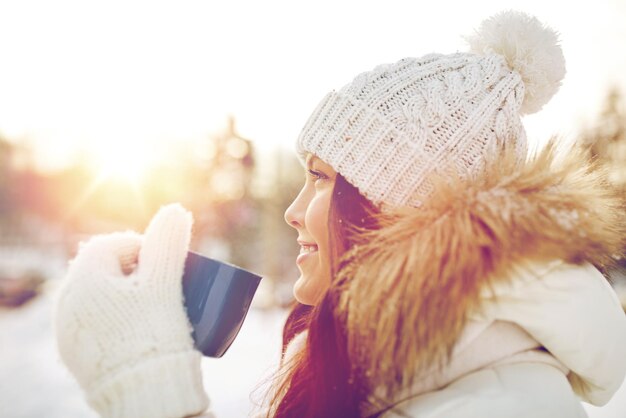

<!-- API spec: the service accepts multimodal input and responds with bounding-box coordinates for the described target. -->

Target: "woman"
[54,11,626,418]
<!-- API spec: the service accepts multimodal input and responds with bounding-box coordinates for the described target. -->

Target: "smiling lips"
[297,242,318,264]
[299,244,318,254]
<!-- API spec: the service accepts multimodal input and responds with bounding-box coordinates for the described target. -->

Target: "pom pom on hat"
[465,10,566,114]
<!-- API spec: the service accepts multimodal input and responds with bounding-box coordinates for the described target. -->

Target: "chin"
[293,275,324,306]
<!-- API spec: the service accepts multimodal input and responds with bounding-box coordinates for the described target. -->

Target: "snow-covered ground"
[1,280,625,417]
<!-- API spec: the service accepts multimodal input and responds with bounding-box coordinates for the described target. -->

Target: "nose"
[284,187,306,229]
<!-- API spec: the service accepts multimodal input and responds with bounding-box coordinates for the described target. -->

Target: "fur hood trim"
[333,141,625,395]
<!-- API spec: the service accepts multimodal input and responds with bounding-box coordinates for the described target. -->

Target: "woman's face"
[284,154,337,306]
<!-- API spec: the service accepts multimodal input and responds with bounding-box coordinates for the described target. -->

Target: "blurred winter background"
[0,0,625,417]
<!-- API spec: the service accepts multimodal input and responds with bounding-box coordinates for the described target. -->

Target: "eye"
[307,169,327,182]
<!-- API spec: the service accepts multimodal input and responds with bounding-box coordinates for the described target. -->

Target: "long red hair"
[268,173,380,418]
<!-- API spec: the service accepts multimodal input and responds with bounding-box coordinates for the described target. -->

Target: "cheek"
[305,194,331,258]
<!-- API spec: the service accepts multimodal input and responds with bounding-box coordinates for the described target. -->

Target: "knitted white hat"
[296,11,566,208]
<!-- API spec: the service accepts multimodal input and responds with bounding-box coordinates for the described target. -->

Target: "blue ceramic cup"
[182,251,262,358]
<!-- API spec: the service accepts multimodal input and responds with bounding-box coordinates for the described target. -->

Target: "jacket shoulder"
[475,261,626,405]
[382,363,587,418]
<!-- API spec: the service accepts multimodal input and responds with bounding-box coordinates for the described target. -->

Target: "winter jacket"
[270,267,626,418]
[274,261,626,418]
[372,260,626,417]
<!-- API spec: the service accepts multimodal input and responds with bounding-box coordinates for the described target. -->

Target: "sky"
[0,0,624,173]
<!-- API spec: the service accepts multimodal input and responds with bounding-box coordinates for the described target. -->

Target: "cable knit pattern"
[54,204,210,418]
[296,11,564,208]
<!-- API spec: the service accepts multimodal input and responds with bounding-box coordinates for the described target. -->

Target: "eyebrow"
[305,154,319,169]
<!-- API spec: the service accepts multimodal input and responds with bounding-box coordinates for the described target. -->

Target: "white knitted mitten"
[54,204,211,418]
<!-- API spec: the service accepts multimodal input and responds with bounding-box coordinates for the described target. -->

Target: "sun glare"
[92,140,153,185]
